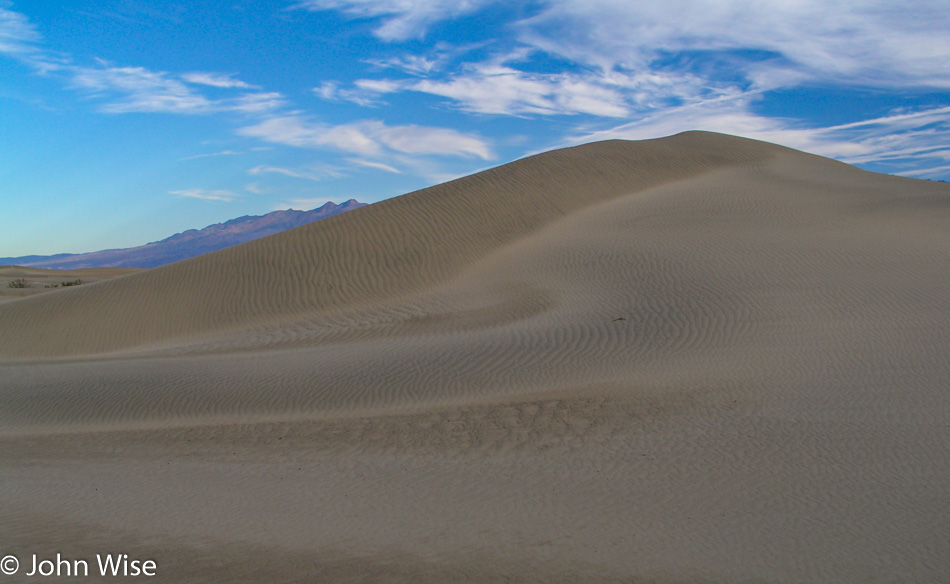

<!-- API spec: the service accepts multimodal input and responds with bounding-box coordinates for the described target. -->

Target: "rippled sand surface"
[2,132,949,582]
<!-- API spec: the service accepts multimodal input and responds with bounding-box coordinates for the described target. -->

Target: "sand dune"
[2,131,949,582]
[0,266,140,303]
[0,131,778,359]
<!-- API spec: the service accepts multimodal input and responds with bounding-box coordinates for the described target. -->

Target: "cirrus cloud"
[238,115,493,159]
[181,71,256,89]
[0,4,39,55]
[170,189,240,202]
[516,0,950,88]
[294,0,498,41]
[70,63,284,114]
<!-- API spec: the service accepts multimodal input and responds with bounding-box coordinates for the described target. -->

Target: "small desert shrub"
[45,279,84,288]
[7,278,30,289]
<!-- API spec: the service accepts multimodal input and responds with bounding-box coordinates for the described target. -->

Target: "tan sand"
[1,131,948,582]
[0,266,140,303]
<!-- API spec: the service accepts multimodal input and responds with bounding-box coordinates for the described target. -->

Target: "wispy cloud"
[1,6,282,115]
[181,149,241,160]
[314,80,384,107]
[369,121,493,158]
[238,115,493,159]
[0,4,69,73]
[318,0,950,123]
[228,91,285,113]
[307,0,950,119]
[347,158,401,173]
[294,0,498,41]
[899,164,950,179]
[70,62,284,114]
[73,64,213,113]
[409,65,631,117]
[314,78,407,106]
[365,53,444,75]
[182,72,256,89]
[170,189,240,202]
[354,78,404,94]
[296,0,950,178]
[6,0,950,208]
[0,5,40,55]
[248,164,342,181]
[180,147,272,161]
[516,0,950,89]
[327,58,718,119]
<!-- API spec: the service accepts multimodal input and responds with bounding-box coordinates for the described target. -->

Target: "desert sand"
[1,131,948,582]
[0,266,140,303]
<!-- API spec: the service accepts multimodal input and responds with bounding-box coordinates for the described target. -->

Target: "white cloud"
[229,91,285,112]
[181,72,256,89]
[302,0,950,88]
[70,63,284,114]
[238,116,340,148]
[899,164,950,178]
[305,0,950,180]
[339,57,719,119]
[1,8,281,114]
[329,35,747,120]
[238,116,493,159]
[348,158,401,173]
[518,0,950,89]
[320,122,382,154]
[369,121,492,158]
[295,0,497,41]
[365,53,444,75]
[8,0,948,189]
[411,65,631,117]
[171,189,239,202]
[0,5,40,55]
[314,80,388,107]
[353,78,404,94]
[303,0,948,156]
[180,149,241,161]
[248,164,342,181]
[316,0,949,127]
[314,80,341,100]
[180,147,273,161]
[315,78,406,106]
[72,64,213,113]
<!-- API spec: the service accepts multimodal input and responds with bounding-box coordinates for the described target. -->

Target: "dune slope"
[0,131,776,359]
[0,266,140,303]
[1,131,949,583]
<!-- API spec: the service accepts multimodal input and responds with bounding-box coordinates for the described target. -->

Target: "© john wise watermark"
[1,553,156,577]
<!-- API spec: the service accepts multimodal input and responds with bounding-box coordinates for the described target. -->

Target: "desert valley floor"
[1,132,949,582]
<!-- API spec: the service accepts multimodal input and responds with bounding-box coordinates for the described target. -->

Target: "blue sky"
[2,0,949,256]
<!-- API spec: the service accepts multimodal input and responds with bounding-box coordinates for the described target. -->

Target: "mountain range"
[0,199,365,269]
